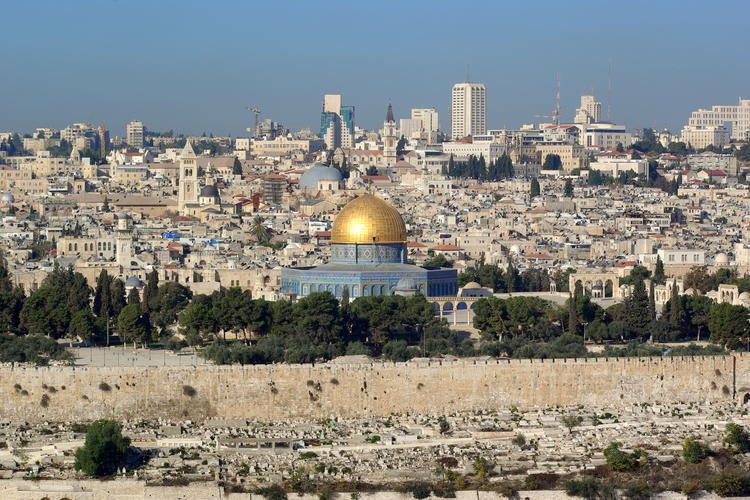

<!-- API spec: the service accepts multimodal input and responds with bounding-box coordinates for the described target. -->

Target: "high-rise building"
[126,120,145,148]
[687,98,750,141]
[411,108,439,133]
[320,94,355,149]
[451,83,486,139]
[574,95,602,124]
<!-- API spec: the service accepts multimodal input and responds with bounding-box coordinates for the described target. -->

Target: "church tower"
[178,141,199,213]
[383,103,397,167]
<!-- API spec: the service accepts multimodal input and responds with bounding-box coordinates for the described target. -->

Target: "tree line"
[445,154,514,181]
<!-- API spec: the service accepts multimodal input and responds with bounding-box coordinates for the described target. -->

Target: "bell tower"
[383,103,397,167]
[178,141,199,213]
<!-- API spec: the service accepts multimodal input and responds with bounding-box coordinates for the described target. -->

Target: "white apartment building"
[451,83,486,139]
[411,108,439,132]
[657,248,705,267]
[60,123,95,144]
[574,95,602,124]
[126,120,145,148]
[686,98,750,141]
[680,124,730,149]
[251,136,324,157]
[442,140,504,163]
[580,123,632,149]
[686,152,738,176]
[589,157,647,177]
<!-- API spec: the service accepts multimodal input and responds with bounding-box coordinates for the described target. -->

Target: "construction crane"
[534,74,561,126]
[245,107,261,137]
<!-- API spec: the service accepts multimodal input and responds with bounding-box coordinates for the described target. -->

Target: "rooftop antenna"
[607,62,612,122]
[466,64,470,83]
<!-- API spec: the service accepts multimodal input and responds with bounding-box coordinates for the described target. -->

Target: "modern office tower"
[320,94,355,149]
[687,98,750,141]
[574,95,602,124]
[451,83,486,139]
[126,120,145,148]
[411,108,440,132]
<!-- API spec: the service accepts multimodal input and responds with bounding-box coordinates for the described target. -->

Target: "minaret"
[383,103,397,167]
[178,141,199,213]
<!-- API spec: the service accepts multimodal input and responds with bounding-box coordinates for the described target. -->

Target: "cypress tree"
[624,277,650,339]
[530,178,541,198]
[568,291,579,335]
[653,256,666,285]
[648,280,656,321]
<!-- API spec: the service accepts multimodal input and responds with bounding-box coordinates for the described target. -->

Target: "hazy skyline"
[3,0,749,138]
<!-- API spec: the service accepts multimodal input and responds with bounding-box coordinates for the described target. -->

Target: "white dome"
[715,253,729,264]
[510,245,521,254]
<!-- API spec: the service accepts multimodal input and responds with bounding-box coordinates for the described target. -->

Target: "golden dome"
[331,194,407,244]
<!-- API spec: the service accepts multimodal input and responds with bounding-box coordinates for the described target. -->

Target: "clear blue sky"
[2,0,748,138]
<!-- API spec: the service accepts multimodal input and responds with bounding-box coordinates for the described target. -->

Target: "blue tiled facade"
[281,241,458,299]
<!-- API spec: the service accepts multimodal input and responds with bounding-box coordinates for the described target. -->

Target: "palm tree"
[250,215,269,244]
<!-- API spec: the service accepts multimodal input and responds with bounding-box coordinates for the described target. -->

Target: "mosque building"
[281,194,457,299]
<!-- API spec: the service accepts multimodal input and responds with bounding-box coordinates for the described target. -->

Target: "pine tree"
[530,178,541,198]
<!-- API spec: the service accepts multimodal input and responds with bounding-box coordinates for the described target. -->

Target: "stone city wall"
[0,354,748,424]
[0,481,704,500]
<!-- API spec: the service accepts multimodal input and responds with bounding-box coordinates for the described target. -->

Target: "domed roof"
[331,194,406,244]
[684,287,696,295]
[200,185,220,198]
[715,252,729,264]
[299,164,343,190]
[740,291,750,300]
[395,277,418,291]
[463,281,482,289]
[1,193,14,203]
[125,276,144,288]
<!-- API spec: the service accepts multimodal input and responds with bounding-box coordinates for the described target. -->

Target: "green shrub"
[299,451,318,460]
[603,442,643,472]
[565,478,600,500]
[400,482,431,499]
[182,385,197,397]
[256,484,288,500]
[74,420,131,477]
[724,423,750,454]
[710,473,748,496]
[682,438,710,463]
[622,481,651,500]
